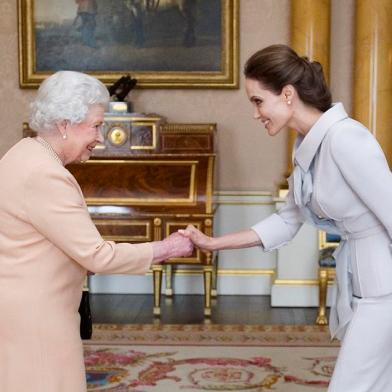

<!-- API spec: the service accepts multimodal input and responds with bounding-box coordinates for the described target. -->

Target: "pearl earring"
[287,100,292,105]
[62,134,67,140]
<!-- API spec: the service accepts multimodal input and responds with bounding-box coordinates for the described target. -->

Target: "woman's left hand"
[178,225,215,252]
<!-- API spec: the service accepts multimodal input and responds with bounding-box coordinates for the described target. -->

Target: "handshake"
[151,225,214,264]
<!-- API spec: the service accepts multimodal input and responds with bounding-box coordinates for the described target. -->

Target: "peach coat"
[0,138,153,392]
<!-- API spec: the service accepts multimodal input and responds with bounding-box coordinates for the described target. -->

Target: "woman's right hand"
[178,225,215,252]
[151,232,194,264]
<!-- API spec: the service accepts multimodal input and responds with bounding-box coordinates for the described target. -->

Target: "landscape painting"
[18,0,239,88]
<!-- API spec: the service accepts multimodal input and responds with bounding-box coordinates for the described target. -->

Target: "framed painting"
[18,0,239,88]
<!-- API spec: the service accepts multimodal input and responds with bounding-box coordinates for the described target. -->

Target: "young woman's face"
[245,78,293,136]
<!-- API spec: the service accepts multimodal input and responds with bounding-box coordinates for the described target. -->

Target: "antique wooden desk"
[23,110,217,316]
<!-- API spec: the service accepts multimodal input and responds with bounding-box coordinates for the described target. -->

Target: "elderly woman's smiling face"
[63,104,105,164]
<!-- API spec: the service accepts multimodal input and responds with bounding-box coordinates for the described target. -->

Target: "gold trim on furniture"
[206,157,214,214]
[215,191,273,196]
[319,231,340,250]
[316,267,336,325]
[110,102,128,112]
[153,218,162,241]
[83,277,89,291]
[165,264,173,297]
[18,0,239,89]
[215,191,274,206]
[130,122,157,150]
[108,127,128,146]
[217,201,274,206]
[152,265,163,316]
[203,265,213,316]
[100,235,146,242]
[317,231,339,325]
[148,268,275,276]
[93,219,151,242]
[218,269,274,276]
[274,279,319,286]
[105,116,162,122]
[162,124,217,133]
[83,160,197,206]
[278,189,289,198]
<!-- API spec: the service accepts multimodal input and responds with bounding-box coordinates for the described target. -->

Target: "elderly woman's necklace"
[35,136,64,166]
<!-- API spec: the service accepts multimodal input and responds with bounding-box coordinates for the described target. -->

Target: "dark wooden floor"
[90,294,320,325]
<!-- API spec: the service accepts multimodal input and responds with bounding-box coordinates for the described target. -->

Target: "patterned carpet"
[83,324,340,392]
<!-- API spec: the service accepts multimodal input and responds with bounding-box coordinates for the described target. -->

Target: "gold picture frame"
[18,0,239,89]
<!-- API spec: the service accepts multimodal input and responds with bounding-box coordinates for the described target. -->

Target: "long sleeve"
[251,174,304,251]
[330,123,392,238]
[24,164,153,274]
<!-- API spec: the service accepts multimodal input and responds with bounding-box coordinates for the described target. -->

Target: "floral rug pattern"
[84,324,339,391]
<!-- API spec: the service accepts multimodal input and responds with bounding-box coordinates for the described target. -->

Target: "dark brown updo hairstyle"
[244,44,332,112]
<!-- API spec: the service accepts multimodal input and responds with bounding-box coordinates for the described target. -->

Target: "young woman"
[180,44,392,392]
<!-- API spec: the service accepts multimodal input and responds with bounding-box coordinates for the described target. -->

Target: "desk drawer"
[93,219,152,243]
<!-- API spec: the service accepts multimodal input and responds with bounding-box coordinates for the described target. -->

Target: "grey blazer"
[252,103,392,338]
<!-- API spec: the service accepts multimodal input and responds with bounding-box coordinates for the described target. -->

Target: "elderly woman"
[0,71,193,392]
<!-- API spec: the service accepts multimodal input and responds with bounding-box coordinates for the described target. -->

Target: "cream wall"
[0,0,353,192]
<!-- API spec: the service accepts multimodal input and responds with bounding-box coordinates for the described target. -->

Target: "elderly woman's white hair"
[30,71,109,133]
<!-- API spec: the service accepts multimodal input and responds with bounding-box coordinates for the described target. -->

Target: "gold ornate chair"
[316,231,340,325]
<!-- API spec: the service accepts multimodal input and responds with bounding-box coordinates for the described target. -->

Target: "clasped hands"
[151,225,213,264]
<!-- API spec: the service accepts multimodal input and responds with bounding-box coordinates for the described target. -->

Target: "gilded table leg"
[165,264,173,297]
[203,265,213,317]
[316,268,328,325]
[211,253,218,298]
[152,265,163,316]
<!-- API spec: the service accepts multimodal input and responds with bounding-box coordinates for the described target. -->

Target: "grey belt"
[329,224,385,340]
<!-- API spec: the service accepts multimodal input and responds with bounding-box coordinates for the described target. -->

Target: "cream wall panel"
[271,286,334,307]
[270,199,319,306]
[276,217,319,279]
[276,224,319,279]
[272,285,319,307]
[214,193,276,269]
[90,275,154,294]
